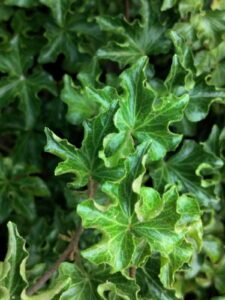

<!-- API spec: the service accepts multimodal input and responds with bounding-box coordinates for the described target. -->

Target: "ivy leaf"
[195,41,225,88]
[78,145,202,285]
[39,0,100,68]
[186,80,225,122]
[214,256,225,294]
[97,0,170,66]
[55,262,100,299]
[191,10,225,50]
[97,275,139,300]
[39,0,73,26]
[137,254,178,300]
[0,37,56,129]
[0,222,28,300]
[12,130,45,167]
[61,58,110,125]
[44,103,126,188]
[151,140,223,208]
[22,277,70,300]
[77,143,150,271]
[11,10,47,54]
[4,0,38,7]
[161,0,203,17]
[203,236,224,264]
[211,0,225,10]
[0,157,50,222]
[169,31,195,91]
[61,75,97,125]
[168,32,225,121]
[102,57,188,163]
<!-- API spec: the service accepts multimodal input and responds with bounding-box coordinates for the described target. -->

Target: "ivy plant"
[0,0,225,299]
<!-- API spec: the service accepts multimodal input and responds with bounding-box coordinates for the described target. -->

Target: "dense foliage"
[0,0,225,299]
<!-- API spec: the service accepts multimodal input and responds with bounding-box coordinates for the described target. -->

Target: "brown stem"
[26,224,83,296]
[129,266,136,278]
[26,177,97,296]
[87,177,97,198]
[125,0,130,21]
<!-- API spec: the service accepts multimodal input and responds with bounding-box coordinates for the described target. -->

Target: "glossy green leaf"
[39,0,74,26]
[102,56,188,162]
[98,275,139,300]
[44,104,126,188]
[137,255,178,300]
[151,140,223,207]
[61,75,97,125]
[0,37,56,129]
[191,10,225,49]
[0,1,224,299]
[161,0,204,15]
[97,0,170,65]
[78,183,201,285]
[0,222,28,300]
[186,81,225,122]
[39,0,100,67]
[57,262,100,300]
[78,143,202,286]
[169,31,195,90]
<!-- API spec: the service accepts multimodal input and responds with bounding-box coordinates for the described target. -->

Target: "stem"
[26,178,97,296]
[125,0,130,21]
[129,266,136,278]
[88,177,97,198]
[26,224,83,296]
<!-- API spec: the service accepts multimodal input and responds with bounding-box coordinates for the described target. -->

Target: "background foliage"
[0,0,225,299]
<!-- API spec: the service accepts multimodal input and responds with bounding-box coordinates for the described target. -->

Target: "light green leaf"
[78,144,201,284]
[211,0,225,10]
[162,0,204,17]
[191,10,225,49]
[203,236,224,263]
[99,132,134,168]
[169,31,195,90]
[98,275,139,300]
[77,143,150,270]
[0,222,28,300]
[135,187,163,221]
